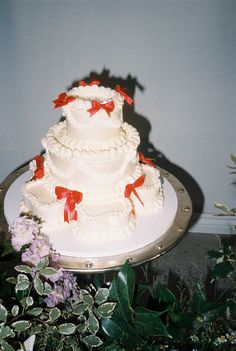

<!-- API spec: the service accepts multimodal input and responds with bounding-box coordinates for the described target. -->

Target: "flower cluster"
[10,215,40,251]
[45,271,77,307]
[9,215,76,307]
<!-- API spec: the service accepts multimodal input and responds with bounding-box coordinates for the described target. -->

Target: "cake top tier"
[52,81,134,143]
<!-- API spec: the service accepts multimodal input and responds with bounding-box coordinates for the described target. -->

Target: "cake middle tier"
[42,121,141,193]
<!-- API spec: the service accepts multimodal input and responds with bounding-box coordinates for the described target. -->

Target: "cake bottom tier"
[5,170,179,259]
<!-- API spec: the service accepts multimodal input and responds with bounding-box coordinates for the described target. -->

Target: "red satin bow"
[125,175,145,206]
[139,153,157,168]
[87,100,115,117]
[115,85,134,106]
[55,186,83,223]
[79,80,100,86]
[53,92,76,108]
[32,155,44,180]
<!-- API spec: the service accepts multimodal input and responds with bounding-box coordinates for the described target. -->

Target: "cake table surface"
[2,166,192,272]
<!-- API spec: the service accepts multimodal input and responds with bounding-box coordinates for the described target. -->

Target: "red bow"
[87,100,115,117]
[79,80,100,87]
[139,153,157,168]
[124,175,145,206]
[53,92,76,108]
[55,186,83,223]
[32,155,44,180]
[115,85,134,106]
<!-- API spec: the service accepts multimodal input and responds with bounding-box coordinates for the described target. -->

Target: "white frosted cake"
[20,81,164,244]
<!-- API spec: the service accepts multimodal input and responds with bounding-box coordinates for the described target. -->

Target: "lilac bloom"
[10,216,40,251]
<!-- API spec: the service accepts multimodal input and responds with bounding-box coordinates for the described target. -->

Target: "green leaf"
[48,307,61,323]
[6,277,17,285]
[17,274,29,282]
[207,250,224,259]
[11,320,31,332]
[15,265,32,274]
[201,302,228,322]
[44,282,52,295]
[102,317,128,340]
[26,307,43,316]
[40,267,57,277]
[20,296,34,309]
[36,256,49,270]
[212,261,233,279]
[108,261,135,324]
[11,305,19,317]
[95,302,116,319]
[87,313,99,335]
[58,323,76,335]
[95,288,109,305]
[134,307,172,338]
[154,283,176,305]
[215,203,231,214]
[72,303,88,316]
[170,311,195,328]
[34,276,44,295]
[77,322,86,334]
[80,290,94,306]
[134,283,150,305]
[0,339,15,351]
[191,289,206,313]
[0,304,7,322]
[82,335,103,347]
[0,325,14,339]
[102,317,144,348]
[26,296,34,307]
[15,280,30,291]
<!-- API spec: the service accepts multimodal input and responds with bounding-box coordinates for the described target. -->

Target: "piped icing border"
[42,121,140,155]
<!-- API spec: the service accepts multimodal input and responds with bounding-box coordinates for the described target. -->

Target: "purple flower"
[10,216,40,251]
[48,268,64,283]
[21,238,51,266]
[44,271,77,307]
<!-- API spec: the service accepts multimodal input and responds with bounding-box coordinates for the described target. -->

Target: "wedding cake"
[20,80,164,244]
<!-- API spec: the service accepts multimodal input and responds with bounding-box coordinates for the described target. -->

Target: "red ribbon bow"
[115,85,134,106]
[124,175,145,206]
[32,155,44,180]
[79,80,100,87]
[139,153,157,168]
[53,92,76,109]
[55,186,83,223]
[87,100,115,117]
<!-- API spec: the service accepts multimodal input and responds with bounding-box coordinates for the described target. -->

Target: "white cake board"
[3,169,192,272]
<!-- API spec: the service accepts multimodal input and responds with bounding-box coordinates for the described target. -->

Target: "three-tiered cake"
[20,81,164,244]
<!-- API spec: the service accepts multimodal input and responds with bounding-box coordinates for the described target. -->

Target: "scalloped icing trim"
[42,121,140,155]
[45,146,141,184]
[66,85,124,105]
[28,158,142,204]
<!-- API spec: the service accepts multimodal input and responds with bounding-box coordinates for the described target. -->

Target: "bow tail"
[133,188,144,206]
[64,198,77,223]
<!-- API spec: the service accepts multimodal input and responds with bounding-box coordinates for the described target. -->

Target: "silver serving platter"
[0,166,192,272]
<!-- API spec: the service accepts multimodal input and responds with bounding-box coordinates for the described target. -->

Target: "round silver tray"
[0,166,192,273]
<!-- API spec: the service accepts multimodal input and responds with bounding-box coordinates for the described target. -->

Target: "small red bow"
[55,186,83,223]
[53,92,76,108]
[79,80,100,87]
[125,175,145,206]
[115,85,134,106]
[139,153,157,168]
[32,155,44,180]
[87,100,115,117]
